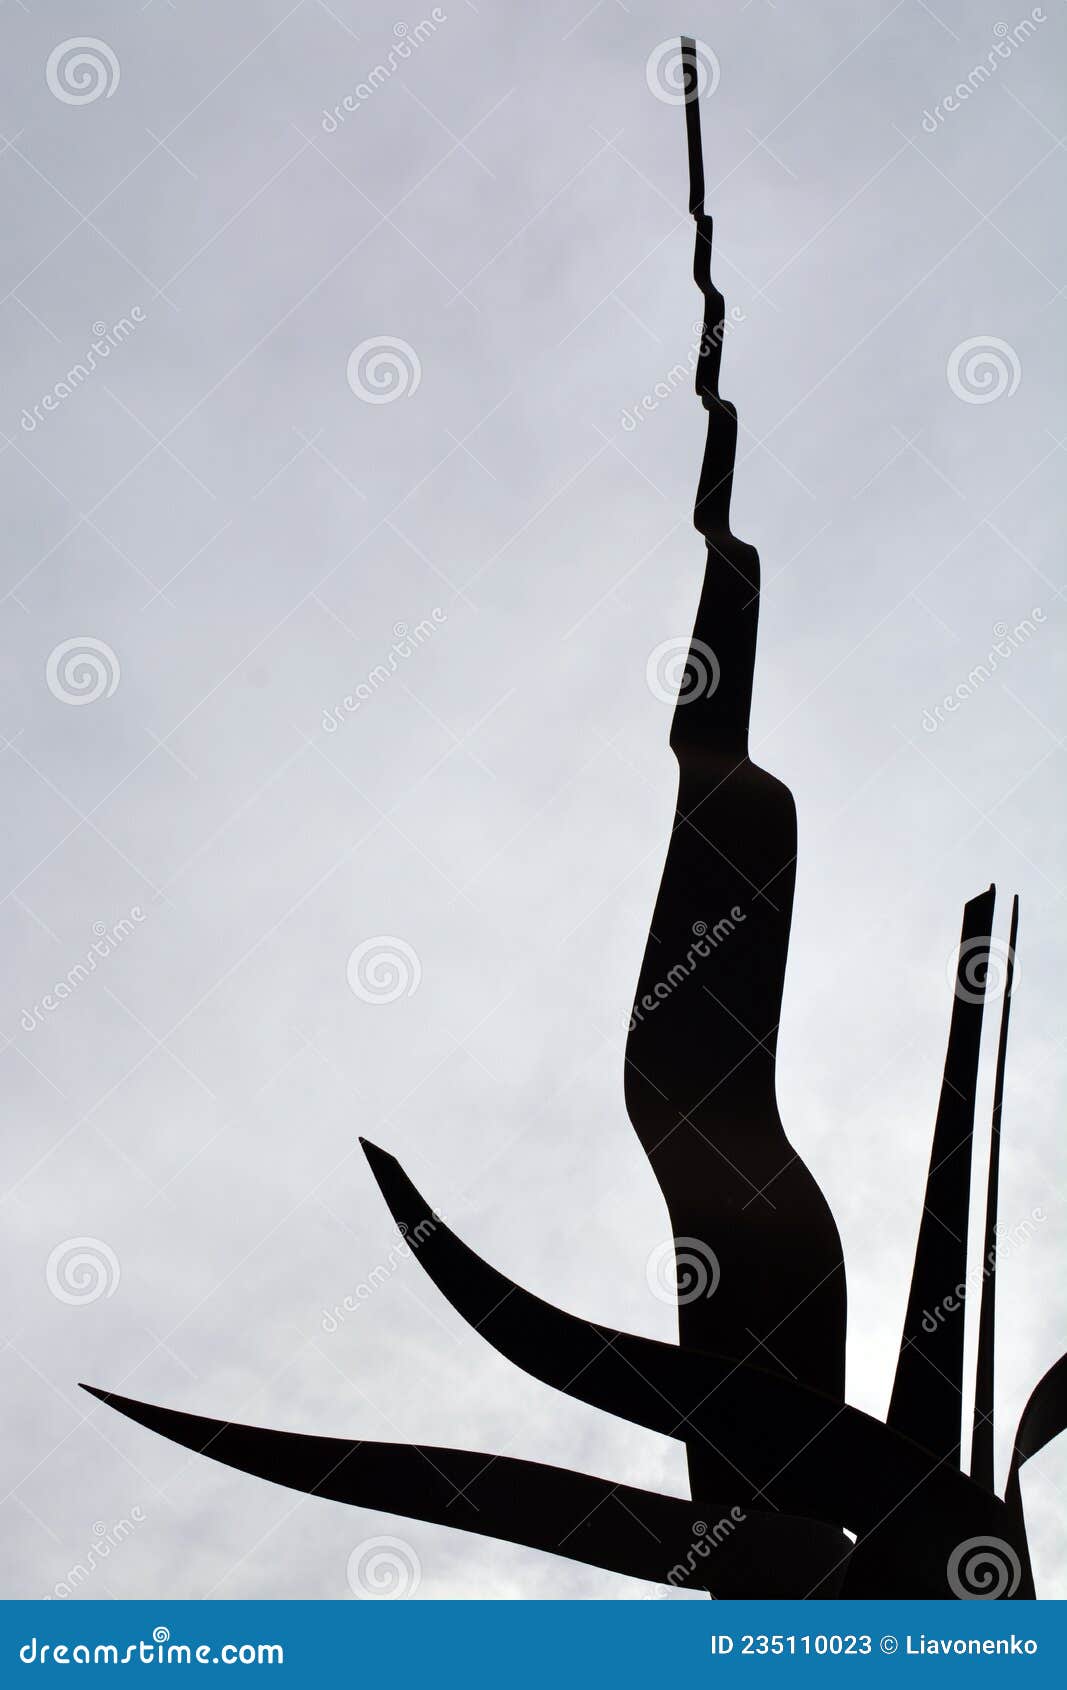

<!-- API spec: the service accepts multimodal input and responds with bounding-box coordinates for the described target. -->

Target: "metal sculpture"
[85,38,1066,1600]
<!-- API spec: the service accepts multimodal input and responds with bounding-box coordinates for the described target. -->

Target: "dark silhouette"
[972,894,1019,1491]
[624,37,846,1506]
[888,887,994,1461]
[84,37,1065,1599]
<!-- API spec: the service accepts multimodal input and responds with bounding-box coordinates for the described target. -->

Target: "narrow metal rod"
[971,894,1020,1490]
[681,36,706,215]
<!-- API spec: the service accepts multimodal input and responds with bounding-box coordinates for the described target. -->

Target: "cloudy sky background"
[2,0,1066,1600]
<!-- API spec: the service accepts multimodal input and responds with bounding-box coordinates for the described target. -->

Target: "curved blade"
[1010,1351,1067,1480]
[79,1385,841,1597]
[1005,1347,1067,1595]
[359,1139,1018,1548]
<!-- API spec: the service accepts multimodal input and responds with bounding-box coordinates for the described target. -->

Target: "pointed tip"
[359,1141,431,1240]
[359,1136,392,1167]
[964,883,996,916]
[361,1138,409,1203]
[79,1383,109,1403]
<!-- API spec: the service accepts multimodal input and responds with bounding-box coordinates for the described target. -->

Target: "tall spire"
[681,36,736,541]
[625,40,848,1526]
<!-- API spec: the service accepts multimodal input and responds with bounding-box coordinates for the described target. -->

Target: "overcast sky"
[2,0,1066,1602]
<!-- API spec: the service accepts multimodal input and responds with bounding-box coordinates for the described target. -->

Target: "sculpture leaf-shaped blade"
[79,1385,841,1597]
[358,1136,1025,1587]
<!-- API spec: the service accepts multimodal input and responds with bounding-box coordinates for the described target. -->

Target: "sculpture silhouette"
[623,41,846,1500]
[84,37,1066,1599]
